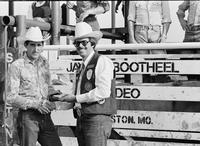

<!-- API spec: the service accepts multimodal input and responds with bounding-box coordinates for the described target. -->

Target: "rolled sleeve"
[127,1,136,22]
[76,93,88,103]
[161,1,172,24]
[76,56,114,103]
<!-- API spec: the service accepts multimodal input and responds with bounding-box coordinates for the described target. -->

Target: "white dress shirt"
[76,51,114,103]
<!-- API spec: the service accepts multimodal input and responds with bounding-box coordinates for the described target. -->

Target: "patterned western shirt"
[7,54,50,110]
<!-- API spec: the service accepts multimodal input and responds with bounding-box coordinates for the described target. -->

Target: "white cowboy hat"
[24,27,50,42]
[73,22,103,42]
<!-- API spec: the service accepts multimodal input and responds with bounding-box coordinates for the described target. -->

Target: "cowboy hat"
[24,27,50,42]
[73,22,103,42]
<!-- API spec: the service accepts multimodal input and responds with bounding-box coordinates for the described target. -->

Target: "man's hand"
[115,5,119,13]
[53,94,77,103]
[37,100,56,114]
[43,100,56,111]
[37,105,51,114]
[48,89,62,101]
[179,19,189,31]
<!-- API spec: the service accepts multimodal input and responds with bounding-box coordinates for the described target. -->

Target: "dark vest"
[75,53,117,115]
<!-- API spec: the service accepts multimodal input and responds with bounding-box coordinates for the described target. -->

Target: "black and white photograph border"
[1,1,200,146]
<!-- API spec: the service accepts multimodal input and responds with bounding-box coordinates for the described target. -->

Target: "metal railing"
[43,42,200,51]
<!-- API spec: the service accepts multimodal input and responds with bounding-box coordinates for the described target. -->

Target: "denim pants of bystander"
[17,109,62,146]
[76,114,113,146]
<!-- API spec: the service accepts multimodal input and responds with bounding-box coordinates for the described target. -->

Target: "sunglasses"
[73,40,89,48]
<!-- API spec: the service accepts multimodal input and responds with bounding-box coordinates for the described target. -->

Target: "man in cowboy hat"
[7,27,62,146]
[53,22,117,146]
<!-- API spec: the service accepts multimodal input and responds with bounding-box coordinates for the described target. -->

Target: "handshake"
[48,90,77,103]
[48,90,62,102]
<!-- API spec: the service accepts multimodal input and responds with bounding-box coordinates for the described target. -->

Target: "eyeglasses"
[73,40,89,48]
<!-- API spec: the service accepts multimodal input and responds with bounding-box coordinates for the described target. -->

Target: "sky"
[0,1,185,44]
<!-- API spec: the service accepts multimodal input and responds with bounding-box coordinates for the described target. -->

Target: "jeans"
[76,114,112,146]
[181,26,200,54]
[184,30,200,42]
[17,109,62,146]
[134,25,165,54]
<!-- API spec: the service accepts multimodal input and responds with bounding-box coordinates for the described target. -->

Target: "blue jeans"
[76,114,112,146]
[184,30,200,42]
[182,27,200,54]
[135,25,165,54]
[17,109,62,146]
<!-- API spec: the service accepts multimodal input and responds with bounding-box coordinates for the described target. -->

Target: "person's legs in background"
[148,25,171,83]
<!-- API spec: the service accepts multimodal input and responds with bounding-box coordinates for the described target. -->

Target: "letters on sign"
[7,53,14,63]
[66,62,81,72]
[113,61,179,74]
[116,87,140,99]
[112,114,153,125]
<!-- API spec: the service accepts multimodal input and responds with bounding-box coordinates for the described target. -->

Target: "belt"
[135,25,149,30]
[19,108,50,116]
[148,25,161,30]
[135,25,161,30]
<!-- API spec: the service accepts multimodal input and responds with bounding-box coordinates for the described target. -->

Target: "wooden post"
[111,1,116,45]
[15,15,26,57]
[8,0,14,47]
[0,16,6,146]
[51,1,61,58]
[51,1,60,45]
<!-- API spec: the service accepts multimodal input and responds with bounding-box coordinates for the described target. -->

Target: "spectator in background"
[177,0,200,81]
[177,0,200,54]
[7,27,62,146]
[66,1,110,31]
[115,1,129,19]
[115,0,129,28]
[27,1,52,45]
[115,0,125,17]
[128,1,172,83]
[27,1,51,23]
[128,1,172,54]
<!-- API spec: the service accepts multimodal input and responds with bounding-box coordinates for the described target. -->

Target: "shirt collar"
[83,50,95,67]
[23,53,42,65]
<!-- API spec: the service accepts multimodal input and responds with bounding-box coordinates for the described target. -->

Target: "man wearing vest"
[53,22,117,146]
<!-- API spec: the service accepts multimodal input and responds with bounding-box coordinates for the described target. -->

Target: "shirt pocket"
[20,70,35,87]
